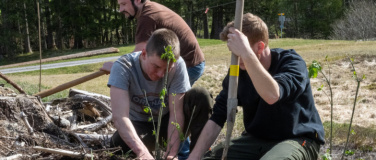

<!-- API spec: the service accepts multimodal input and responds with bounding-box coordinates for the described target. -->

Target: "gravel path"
[0,56,119,74]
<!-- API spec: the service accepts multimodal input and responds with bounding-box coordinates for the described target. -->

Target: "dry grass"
[311,55,376,128]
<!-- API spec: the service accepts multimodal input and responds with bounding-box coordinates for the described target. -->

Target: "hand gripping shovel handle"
[33,70,108,98]
[222,0,244,159]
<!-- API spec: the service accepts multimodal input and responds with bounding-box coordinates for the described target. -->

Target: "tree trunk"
[192,13,197,36]
[113,0,120,45]
[56,16,65,50]
[23,2,33,53]
[17,11,24,53]
[121,16,128,44]
[183,1,193,28]
[210,6,224,39]
[44,0,54,50]
[0,0,8,57]
[203,13,209,39]
[55,0,65,50]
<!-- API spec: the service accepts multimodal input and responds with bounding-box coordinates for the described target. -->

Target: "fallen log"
[0,154,24,160]
[69,88,110,104]
[65,131,89,152]
[69,94,111,117]
[33,146,95,159]
[75,133,112,142]
[91,146,121,153]
[74,114,112,132]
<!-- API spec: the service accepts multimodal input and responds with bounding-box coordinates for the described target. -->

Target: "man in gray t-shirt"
[102,29,212,159]
[108,51,190,122]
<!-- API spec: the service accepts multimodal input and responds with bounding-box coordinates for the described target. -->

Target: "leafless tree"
[331,0,376,41]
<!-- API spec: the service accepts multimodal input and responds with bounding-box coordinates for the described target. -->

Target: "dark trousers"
[204,132,320,160]
[110,87,213,157]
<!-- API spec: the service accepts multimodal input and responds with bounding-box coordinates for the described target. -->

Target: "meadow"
[1,38,376,159]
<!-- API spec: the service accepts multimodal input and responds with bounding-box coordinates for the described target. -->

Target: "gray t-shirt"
[108,51,191,122]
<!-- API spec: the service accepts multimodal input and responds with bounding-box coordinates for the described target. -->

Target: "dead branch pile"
[0,87,118,159]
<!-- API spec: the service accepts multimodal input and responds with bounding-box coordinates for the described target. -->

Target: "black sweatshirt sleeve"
[209,73,230,128]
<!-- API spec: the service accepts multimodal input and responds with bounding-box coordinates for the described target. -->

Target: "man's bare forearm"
[166,114,184,157]
[114,117,152,158]
[166,93,185,157]
[110,87,153,158]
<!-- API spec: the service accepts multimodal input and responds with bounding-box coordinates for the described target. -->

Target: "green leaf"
[163,140,167,148]
[161,45,176,62]
[159,87,167,99]
[362,74,366,80]
[179,133,185,141]
[317,84,324,91]
[152,130,156,135]
[309,60,321,78]
[345,150,355,155]
[351,129,356,135]
[148,117,152,122]
[143,107,150,113]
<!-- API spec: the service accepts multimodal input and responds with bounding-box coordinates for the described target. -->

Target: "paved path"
[0,56,120,74]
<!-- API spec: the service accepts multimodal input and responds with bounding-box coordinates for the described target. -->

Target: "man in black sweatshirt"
[187,13,325,160]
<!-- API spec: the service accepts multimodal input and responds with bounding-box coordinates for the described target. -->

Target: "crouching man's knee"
[183,87,213,150]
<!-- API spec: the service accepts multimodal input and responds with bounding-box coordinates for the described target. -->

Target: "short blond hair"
[220,13,269,47]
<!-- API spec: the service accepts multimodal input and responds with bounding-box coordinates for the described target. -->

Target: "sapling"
[142,45,182,159]
[309,56,365,160]
[309,55,334,156]
[341,57,365,160]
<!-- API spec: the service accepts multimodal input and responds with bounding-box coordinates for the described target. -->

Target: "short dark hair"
[131,0,147,3]
[145,28,180,60]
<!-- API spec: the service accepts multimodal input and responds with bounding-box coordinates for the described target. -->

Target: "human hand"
[187,154,200,160]
[135,151,155,160]
[166,155,178,160]
[100,61,114,74]
[226,27,254,58]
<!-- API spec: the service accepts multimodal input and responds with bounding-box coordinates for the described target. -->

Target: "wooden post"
[222,0,244,159]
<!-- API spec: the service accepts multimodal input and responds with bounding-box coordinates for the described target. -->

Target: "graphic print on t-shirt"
[131,92,168,116]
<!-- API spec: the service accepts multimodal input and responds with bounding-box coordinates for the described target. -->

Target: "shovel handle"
[222,0,244,159]
[34,70,108,98]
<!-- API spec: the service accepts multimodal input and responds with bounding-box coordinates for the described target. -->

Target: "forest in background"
[0,0,375,60]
